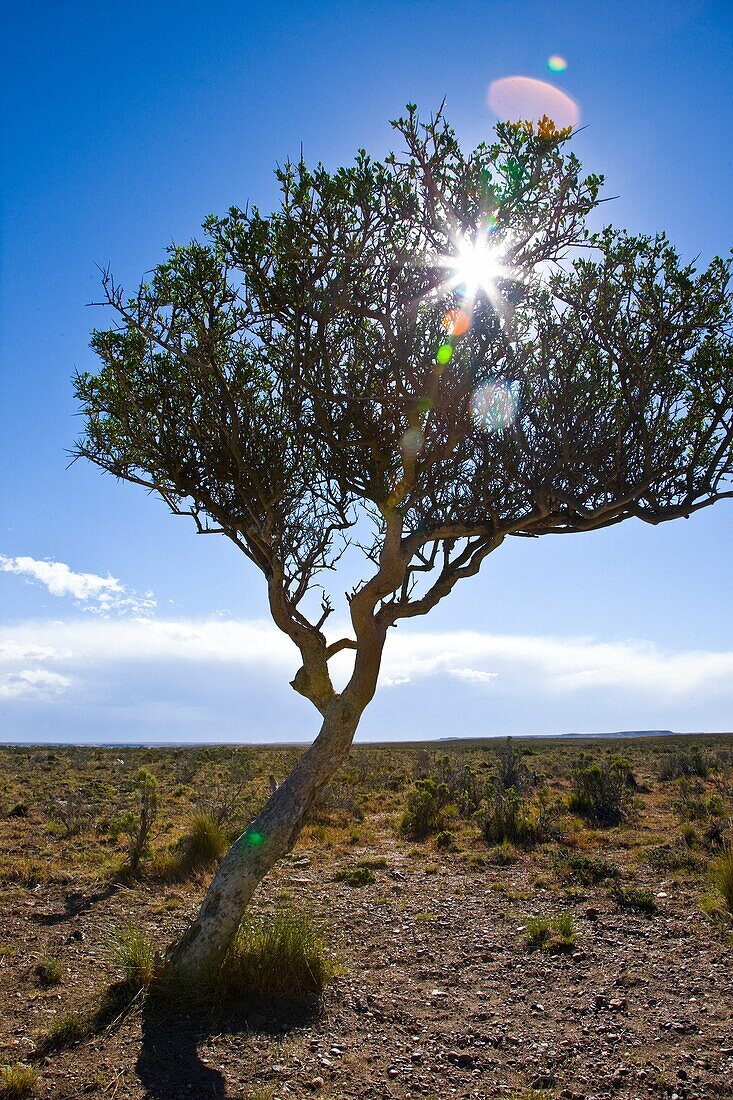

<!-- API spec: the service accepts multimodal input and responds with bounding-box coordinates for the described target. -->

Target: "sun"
[451,235,506,299]
[430,231,517,314]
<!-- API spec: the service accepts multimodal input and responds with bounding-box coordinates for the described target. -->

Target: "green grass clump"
[0,1063,39,1098]
[34,956,63,987]
[334,865,375,887]
[434,829,456,849]
[614,885,657,914]
[165,811,228,879]
[712,846,733,914]
[355,855,388,869]
[524,911,575,951]
[111,925,159,988]
[223,909,334,999]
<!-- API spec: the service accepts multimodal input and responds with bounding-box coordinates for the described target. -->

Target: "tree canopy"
[76,106,733,713]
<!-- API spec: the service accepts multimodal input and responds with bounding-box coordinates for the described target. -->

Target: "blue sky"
[1,0,732,742]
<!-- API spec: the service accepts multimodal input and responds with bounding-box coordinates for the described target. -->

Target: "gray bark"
[167,693,362,981]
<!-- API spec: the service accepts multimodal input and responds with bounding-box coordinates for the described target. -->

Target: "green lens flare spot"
[245,831,265,847]
[436,344,453,365]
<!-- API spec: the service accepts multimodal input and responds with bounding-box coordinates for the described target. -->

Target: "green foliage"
[111,768,160,876]
[0,1063,39,1098]
[334,865,375,887]
[614,886,658,914]
[481,789,549,847]
[223,909,334,998]
[75,105,733,682]
[399,779,454,839]
[556,850,620,884]
[712,846,733,914]
[568,756,635,824]
[524,911,575,951]
[658,745,711,780]
[34,957,63,988]
[434,829,456,849]
[110,925,159,989]
[167,812,228,880]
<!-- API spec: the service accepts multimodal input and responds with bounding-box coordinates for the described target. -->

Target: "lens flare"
[436,343,453,365]
[402,428,424,457]
[442,308,471,337]
[470,380,520,433]
[547,55,567,73]
[488,75,580,129]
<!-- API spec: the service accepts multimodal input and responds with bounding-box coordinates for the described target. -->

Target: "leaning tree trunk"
[166,692,362,981]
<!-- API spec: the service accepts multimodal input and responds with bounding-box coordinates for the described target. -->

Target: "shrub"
[223,909,334,998]
[658,745,710,781]
[110,768,160,875]
[399,779,454,839]
[481,789,549,847]
[433,754,485,815]
[334,865,375,887]
[434,829,456,849]
[356,855,388,869]
[556,851,620,884]
[495,737,532,792]
[34,957,63,988]
[712,846,733,914]
[568,756,635,824]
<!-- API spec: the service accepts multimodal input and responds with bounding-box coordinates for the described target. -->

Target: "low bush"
[568,756,635,825]
[223,908,334,998]
[481,789,550,848]
[556,851,620,884]
[658,746,710,781]
[434,829,456,849]
[399,779,454,839]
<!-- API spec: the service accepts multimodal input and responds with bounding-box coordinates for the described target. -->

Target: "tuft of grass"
[355,855,388,869]
[223,908,335,999]
[0,1063,39,1098]
[334,865,375,887]
[712,845,733,914]
[434,829,456,849]
[110,925,159,989]
[34,957,63,988]
[524,911,575,951]
[614,885,658,914]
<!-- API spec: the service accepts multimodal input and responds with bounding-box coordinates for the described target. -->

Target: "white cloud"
[0,556,155,616]
[447,668,498,685]
[0,617,732,707]
[0,669,71,701]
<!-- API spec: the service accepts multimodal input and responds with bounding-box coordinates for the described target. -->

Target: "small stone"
[307,1077,324,1091]
[387,1068,399,1079]
[410,1051,424,1063]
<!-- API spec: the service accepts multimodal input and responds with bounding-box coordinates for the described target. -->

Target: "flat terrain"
[0,735,732,1100]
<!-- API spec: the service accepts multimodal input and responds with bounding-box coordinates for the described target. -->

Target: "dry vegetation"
[0,734,732,1099]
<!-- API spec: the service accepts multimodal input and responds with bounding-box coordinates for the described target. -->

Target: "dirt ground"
[1,737,731,1100]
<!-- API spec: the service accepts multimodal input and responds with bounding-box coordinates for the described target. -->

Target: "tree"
[74,106,733,979]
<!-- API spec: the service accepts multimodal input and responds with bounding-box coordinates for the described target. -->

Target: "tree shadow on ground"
[136,993,322,1099]
[30,882,119,925]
